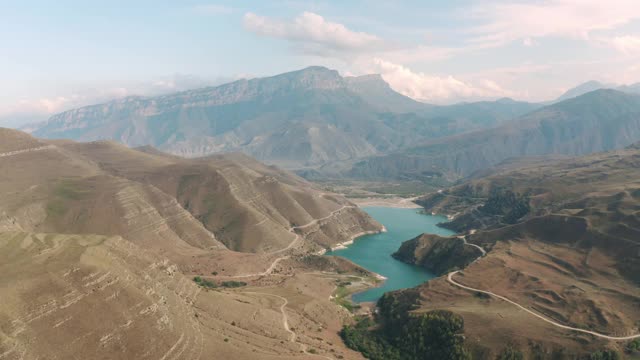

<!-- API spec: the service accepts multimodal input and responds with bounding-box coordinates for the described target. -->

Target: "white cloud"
[469,0,640,47]
[599,35,640,54]
[365,58,513,103]
[241,11,514,103]
[243,11,386,55]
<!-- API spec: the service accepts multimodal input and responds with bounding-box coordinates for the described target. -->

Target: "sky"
[2,0,640,127]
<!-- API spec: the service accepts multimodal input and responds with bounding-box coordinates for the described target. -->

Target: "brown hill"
[389,146,640,357]
[0,129,383,359]
[0,231,370,360]
[0,130,380,258]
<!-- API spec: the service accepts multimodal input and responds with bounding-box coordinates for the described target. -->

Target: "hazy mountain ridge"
[349,89,640,180]
[30,66,540,169]
[0,129,380,256]
[555,79,640,101]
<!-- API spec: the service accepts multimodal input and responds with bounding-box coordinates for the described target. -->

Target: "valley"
[7,3,640,359]
[5,88,640,358]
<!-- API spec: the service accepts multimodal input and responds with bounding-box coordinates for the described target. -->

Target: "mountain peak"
[495,97,517,104]
[266,66,344,90]
[345,73,389,89]
[556,80,613,102]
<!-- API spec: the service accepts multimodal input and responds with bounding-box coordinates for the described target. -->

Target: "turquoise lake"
[326,207,454,303]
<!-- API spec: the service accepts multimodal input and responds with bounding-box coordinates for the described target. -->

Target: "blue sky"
[2,0,640,126]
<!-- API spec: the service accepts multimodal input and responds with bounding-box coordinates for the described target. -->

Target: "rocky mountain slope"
[0,128,385,360]
[29,67,538,170]
[392,233,481,275]
[384,145,640,358]
[349,89,640,180]
[0,128,380,259]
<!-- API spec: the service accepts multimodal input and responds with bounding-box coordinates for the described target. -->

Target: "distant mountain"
[618,82,640,95]
[555,80,611,101]
[349,89,640,180]
[555,80,640,102]
[30,66,539,169]
[344,74,427,113]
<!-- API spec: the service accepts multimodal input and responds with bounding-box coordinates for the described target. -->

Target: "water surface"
[326,207,454,302]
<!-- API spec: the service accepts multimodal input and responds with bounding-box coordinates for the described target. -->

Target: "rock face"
[392,234,481,275]
[30,66,539,170]
[350,89,640,179]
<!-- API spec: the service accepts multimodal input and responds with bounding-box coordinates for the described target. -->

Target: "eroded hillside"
[384,145,640,357]
[0,128,385,359]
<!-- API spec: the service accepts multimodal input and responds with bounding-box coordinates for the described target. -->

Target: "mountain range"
[5,65,640,359]
[28,66,540,169]
[27,67,640,188]
[348,89,640,180]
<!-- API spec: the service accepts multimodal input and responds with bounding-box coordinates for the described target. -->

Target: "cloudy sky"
[2,0,640,126]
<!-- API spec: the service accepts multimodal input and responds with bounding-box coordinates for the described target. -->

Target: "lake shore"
[349,196,422,209]
[324,207,452,302]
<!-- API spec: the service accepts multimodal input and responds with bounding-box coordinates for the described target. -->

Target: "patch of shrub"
[221,281,247,288]
[193,276,217,288]
[626,339,640,353]
[589,350,621,360]
[340,292,470,360]
[480,189,530,224]
[497,345,524,360]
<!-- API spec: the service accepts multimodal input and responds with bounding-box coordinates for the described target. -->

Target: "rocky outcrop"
[392,234,482,276]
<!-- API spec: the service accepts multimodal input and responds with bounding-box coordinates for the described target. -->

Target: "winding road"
[0,145,54,158]
[451,238,640,341]
[229,205,356,278]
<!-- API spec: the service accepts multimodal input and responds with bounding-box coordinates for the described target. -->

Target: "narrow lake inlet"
[325,206,454,302]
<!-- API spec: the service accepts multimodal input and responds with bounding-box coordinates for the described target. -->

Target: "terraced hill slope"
[1,129,379,254]
[0,128,383,359]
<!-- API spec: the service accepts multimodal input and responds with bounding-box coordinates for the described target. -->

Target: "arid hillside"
[0,231,377,360]
[387,145,640,358]
[0,128,385,359]
[0,128,380,257]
